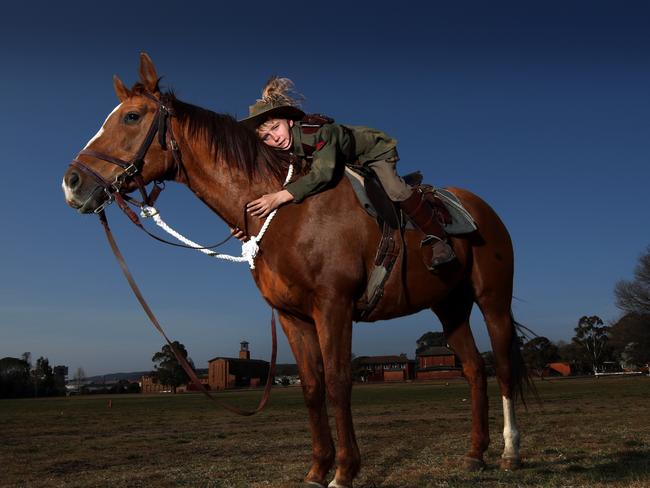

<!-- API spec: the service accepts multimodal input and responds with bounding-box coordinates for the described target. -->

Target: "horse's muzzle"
[62,166,110,214]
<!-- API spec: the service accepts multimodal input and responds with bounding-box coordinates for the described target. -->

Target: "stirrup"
[421,235,456,269]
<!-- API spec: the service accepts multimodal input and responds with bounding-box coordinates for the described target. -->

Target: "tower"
[239,341,250,360]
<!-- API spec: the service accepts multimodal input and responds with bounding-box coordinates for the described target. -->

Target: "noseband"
[70,92,179,213]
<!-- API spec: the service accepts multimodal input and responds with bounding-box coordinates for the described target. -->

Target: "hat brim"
[239,106,305,130]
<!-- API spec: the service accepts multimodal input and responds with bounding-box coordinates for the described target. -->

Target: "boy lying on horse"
[239,77,455,270]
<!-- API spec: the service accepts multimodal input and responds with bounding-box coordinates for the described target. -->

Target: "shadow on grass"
[397,449,650,488]
[587,449,650,481]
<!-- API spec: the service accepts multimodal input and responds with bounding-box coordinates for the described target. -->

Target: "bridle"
[71,92,235,249]
[70,91,177,214]
[70,91,276,416]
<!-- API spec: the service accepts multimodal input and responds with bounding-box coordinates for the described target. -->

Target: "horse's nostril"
[68,171,80,189]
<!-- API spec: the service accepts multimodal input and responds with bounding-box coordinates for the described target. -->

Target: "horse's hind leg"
[432,285,489,470]
[479,303,523,470]
[467,189,523,469]
[278,312,335,487]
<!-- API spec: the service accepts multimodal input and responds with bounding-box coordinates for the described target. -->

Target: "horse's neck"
[171,120,284,233]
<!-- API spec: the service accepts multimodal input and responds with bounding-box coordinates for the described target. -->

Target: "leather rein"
[72,92,276,415]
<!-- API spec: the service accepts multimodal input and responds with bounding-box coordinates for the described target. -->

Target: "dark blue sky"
[1,1,648,376]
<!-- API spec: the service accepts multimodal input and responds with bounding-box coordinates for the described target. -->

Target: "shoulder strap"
[300,113,335,134]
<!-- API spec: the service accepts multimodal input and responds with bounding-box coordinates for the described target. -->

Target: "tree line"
[508,246,650,375]
[0,353,66,398]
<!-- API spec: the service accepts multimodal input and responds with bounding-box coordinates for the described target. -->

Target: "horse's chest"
[252,264,312,315]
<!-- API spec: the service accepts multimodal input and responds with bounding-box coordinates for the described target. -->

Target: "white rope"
[140,165,294,270]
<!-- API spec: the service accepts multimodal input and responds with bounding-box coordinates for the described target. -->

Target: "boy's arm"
[284,124,350,203]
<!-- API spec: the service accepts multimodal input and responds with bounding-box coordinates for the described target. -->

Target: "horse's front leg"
[278,312,335,487]
[314,300,359,488]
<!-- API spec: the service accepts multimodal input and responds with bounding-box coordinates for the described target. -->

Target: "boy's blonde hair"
[258,76,305,109]
[254,77,306,134]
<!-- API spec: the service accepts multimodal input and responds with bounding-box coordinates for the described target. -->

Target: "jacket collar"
[290,122,305,157]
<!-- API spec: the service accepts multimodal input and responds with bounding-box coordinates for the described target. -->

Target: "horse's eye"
[124,112,141,124]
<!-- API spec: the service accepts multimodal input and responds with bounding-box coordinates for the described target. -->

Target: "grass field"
[1,376,649,488]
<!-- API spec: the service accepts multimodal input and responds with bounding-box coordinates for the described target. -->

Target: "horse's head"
[62,53,177,213]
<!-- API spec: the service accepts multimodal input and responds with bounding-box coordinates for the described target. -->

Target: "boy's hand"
[230,226,248,242]
[247,190,293,218]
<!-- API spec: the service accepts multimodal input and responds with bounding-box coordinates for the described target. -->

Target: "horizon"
[1,1,649,377]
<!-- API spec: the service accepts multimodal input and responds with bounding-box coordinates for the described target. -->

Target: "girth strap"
[356,222,401,321]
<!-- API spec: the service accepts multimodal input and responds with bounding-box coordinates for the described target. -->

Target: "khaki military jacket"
[284,121,398,202]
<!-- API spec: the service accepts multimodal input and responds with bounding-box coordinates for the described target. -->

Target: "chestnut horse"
[63,54,526,488]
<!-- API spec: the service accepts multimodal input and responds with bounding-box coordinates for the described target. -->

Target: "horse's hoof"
[463,456,486,471]
[303,482,326,488]
[500,456,521,471]
[328,480,352,488]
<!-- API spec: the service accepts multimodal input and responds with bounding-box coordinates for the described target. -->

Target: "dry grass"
[1,376,649,487]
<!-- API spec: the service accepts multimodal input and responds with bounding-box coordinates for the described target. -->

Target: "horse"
[62,53,527,488]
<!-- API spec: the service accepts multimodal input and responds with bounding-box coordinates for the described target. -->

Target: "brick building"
[208,341,270,390]
[354,354,415,382]
[140,374,169,394]
[415,346,463,380]
[141,342,267,393]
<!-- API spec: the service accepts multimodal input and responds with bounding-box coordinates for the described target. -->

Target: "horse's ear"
[113,75,131,102]
[139,52,160,94]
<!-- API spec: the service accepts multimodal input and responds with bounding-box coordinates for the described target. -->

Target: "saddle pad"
[344,168,478,235]
[434,189,478,234]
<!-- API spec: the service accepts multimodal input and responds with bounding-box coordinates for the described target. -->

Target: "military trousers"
[367,158,413,202]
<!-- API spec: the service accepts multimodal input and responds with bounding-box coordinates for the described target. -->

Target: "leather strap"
[99,210,276,416]
[357,222,401,321]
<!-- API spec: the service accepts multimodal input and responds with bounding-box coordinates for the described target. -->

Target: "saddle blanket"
[344,167,477,234]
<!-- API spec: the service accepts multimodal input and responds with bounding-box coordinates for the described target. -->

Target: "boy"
[240,77,455,270]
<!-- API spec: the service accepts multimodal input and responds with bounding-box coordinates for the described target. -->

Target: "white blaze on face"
[63,103,122,203]
[62,176,74,203]
[83,103,122,149]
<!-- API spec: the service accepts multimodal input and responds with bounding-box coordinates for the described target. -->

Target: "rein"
[77,91,277,415]
[99,210,276,415]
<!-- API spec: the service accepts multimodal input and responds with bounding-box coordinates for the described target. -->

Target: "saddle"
[344,166,477,234]
[346,166,477,322]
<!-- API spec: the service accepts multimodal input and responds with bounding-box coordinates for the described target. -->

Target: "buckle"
[94,191,115,214]
[124,163,138,176]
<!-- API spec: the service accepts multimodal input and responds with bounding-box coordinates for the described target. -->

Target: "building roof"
[417,346,455,357]
[208,357,269,364]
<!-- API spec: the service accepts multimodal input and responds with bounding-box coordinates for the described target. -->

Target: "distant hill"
[84,364,298,383]
[85,369,207,383]
[84,371,153,383]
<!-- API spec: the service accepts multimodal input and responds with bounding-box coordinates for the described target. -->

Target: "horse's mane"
[157,88,293,182]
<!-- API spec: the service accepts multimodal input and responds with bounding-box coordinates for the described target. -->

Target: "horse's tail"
[510,312,539,407]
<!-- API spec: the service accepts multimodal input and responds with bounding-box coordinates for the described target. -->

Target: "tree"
[522,337,559,377]
[152,342,192,393]
[416,331,446,354]
[572,316,611,374]
[0,357,31,398]
[615,246,650,315]
[608,313,650,369]
[21,352,31,368]
[32,356,56,397]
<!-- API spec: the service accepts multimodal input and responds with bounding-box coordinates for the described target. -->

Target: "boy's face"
[257,118,294,150]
